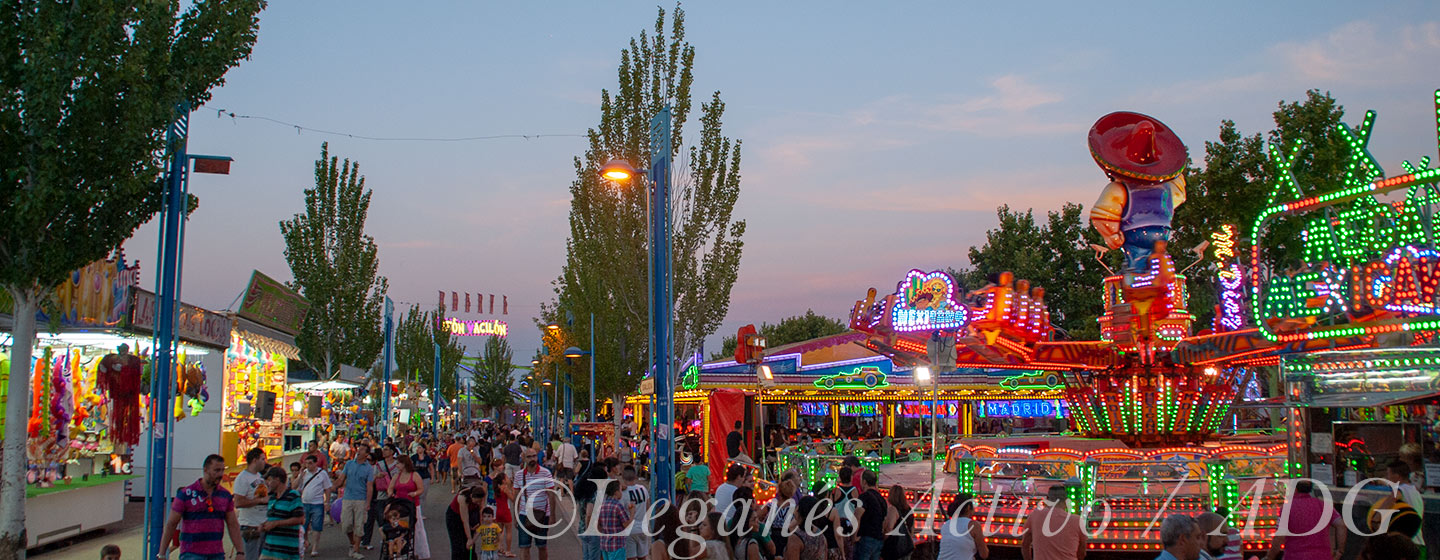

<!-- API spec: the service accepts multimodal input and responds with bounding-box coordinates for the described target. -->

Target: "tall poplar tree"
[0,3,264,557]
[542,5,745,423]
[393,305,462,401]
[475,335,516,417]
[281,143,388,379]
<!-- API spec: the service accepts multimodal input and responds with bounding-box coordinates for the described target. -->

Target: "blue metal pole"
[564,375,572,439]
[381,297,394,441]
[432,342,441,437]
[648,106,676,503]
[143,103,189,560]
[589,313,596,423]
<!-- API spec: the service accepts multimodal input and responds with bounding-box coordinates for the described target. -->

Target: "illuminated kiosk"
[630,330,1073,495]
[845,99,1440,553]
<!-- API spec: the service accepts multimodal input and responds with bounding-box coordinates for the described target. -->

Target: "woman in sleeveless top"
[391,457,431,560]
[939,493,988,560]
[785,496,827,560]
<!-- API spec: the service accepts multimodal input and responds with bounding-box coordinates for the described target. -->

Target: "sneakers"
[348,551,365,559]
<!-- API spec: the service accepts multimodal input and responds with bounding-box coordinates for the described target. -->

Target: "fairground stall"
[285,364,366,446]
[220,270,310,465]
[637,331,1069,492]
[0,252,233,548]
[831,99,1440,554]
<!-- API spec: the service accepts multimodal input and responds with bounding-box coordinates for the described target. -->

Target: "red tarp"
[707,388,745,490]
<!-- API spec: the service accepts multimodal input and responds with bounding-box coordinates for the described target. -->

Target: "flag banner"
[465,293,471,313]
[489,294,495,314]
[503,296,508,315]
[438,290,445,312]
[452,292,458,311]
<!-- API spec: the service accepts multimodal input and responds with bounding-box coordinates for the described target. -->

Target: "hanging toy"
[52,351,74,454]
[97,344,145,446]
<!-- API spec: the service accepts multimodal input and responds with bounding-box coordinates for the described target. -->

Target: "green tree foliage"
[1171,90,1349,327]
[474,335,516,415]
[393,305,463,403]
[952,204,1112,340]
[0,3,264,555]
[281,143,388,380]
[712,309,848,360]
[543,6,745,405]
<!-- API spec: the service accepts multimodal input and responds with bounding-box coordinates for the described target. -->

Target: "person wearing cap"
[1086,112,1188,273]
[1021,485,1086,560]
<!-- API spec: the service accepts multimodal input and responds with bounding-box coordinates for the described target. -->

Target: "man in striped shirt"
[160,455,245,560]
[260,467,304,560]
[513,449,556,560]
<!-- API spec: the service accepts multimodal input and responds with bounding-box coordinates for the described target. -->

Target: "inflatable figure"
[1087,112,1188,273]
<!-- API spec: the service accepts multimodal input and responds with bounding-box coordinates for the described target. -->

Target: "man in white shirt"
[329,435,351,464]
[621,466,650,560]
[514,449,556,560]
[233,448,270,560]
[556,439,579,472]
[298,454,334,557]
[713,464,745,525]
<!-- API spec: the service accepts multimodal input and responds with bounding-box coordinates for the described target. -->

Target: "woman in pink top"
[392,457,431,559]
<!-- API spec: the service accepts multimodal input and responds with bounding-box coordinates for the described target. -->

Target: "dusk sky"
[126,1,1440,370]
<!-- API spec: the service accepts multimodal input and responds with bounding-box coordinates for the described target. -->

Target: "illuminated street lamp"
[597,105,676,503]
[600,158,638,181]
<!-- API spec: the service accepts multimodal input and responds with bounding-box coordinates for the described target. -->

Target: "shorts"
[179,553,225,560]
[437,459,449,473]
[516,511,550,548]
[624,533,650,558]
[478,551,498,560]
[340,500,367,534]
[602,548,626,560]
[303,503,326,532]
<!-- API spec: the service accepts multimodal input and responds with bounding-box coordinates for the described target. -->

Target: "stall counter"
[25,475,138,548]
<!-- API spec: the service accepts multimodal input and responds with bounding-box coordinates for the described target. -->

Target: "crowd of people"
[146,420,1429,560]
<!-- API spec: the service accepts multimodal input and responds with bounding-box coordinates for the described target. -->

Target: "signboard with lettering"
[1250,106,1440,342]
[437,317,508,338]
[798,402,830,416]
[983,399,1063,418]
[129,289,233,348]
[237,270,310,335]
[899,401,958,418]
[837,402,879,416]
[891,269,968,332]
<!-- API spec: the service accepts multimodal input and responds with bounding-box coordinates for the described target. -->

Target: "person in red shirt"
[302,440,329,471]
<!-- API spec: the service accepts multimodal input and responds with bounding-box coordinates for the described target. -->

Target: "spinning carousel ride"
[847,95,1440,552]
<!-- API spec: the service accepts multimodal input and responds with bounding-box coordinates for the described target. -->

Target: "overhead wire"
[200,105,587,143]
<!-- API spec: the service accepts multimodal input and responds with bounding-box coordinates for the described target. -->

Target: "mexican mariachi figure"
[1087,112,1188,273]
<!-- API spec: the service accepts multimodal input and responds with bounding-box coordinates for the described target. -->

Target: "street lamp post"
[431,342,441,437]
[598,105,675,503]
[381,297,394,441]
[143,103,234,560]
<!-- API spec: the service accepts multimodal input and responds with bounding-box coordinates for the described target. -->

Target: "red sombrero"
[1088,111,1187,182]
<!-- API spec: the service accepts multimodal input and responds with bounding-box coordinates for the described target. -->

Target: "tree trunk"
[0,287,40,560]
[613,393,625,454]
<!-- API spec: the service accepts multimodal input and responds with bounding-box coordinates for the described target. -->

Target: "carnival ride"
[842,93,1440,553]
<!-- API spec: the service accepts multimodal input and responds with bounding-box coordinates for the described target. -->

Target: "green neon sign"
[814,366,888,389]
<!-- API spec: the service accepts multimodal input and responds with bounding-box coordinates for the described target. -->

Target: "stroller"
[379,498,417,560]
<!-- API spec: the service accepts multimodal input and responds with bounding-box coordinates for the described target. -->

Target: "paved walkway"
[31,479,583,560]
